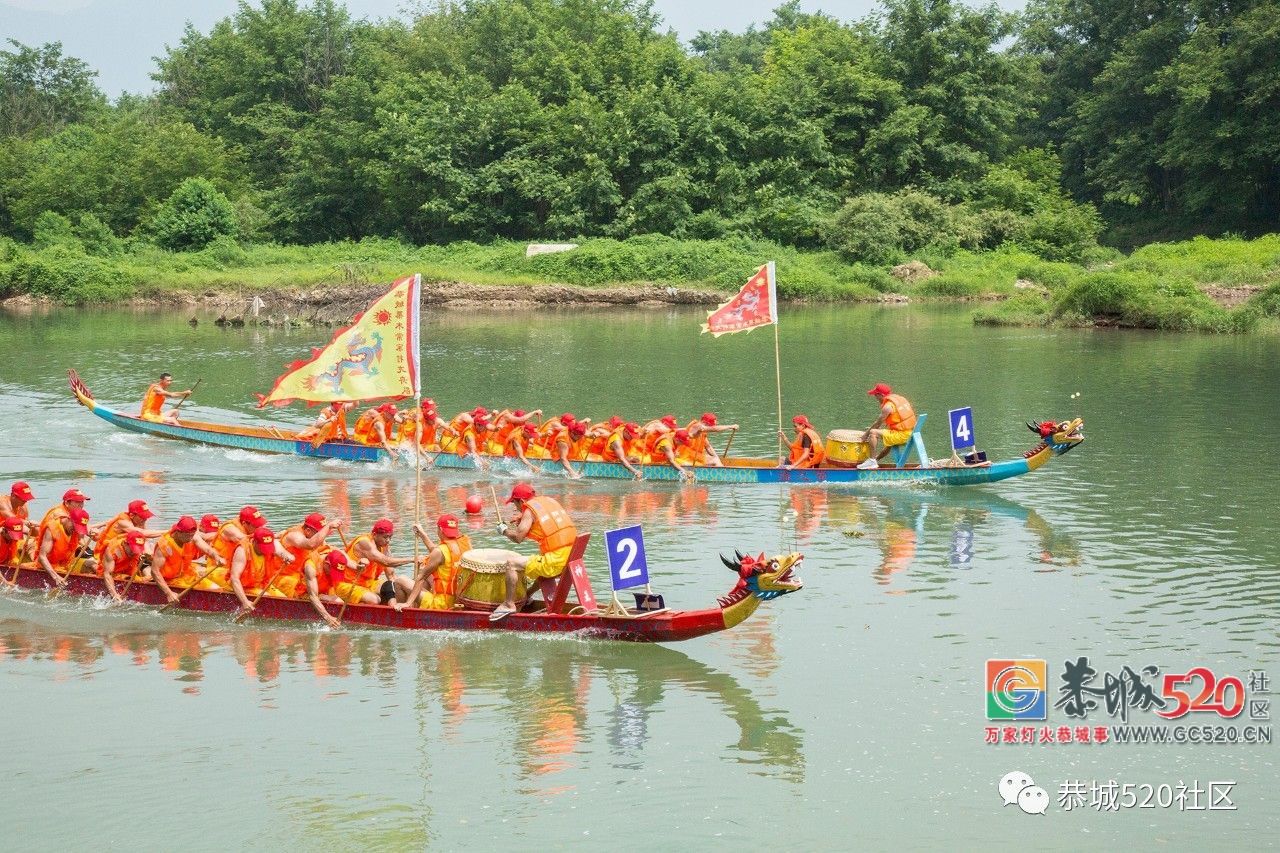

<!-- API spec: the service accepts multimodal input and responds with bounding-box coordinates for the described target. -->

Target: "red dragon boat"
[3,550,803,644]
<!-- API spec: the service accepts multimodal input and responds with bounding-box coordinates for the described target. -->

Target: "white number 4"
[954,415,971,443]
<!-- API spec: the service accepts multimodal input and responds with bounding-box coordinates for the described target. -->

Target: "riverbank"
[2,233,1279,331]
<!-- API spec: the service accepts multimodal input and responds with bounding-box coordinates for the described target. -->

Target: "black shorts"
[379,580,396,604]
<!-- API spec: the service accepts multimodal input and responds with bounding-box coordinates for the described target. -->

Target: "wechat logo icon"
[999,771,1049,815]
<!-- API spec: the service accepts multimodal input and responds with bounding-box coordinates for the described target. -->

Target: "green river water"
[1,304,1277,849]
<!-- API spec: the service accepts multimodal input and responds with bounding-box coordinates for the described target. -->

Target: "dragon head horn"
[1026,420,1041,434]
[720,554,740,572]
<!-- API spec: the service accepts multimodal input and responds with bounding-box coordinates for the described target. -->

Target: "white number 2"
[616,537,641,579]
[954,415,971,442]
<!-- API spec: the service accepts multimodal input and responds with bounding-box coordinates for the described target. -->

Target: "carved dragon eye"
[768,558,779,571]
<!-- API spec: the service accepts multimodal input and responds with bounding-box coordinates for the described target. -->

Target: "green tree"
[0,40,104,138]
[149,178,239,250]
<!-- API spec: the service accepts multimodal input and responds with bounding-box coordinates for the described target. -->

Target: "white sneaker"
[857,458,879,470]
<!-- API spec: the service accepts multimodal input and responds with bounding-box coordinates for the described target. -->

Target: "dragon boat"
[68,372,1085,486]
[2,550,803,644]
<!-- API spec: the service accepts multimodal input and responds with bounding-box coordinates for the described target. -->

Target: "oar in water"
[233,562,289,624]
[160,561,223,612]
[721,426,738,461]
[118,554,151,601]
[171,378,201,415]
[49,551,89,598]
[334,528,356,625]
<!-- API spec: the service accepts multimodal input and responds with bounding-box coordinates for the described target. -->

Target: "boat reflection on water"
[0,617,804,784]
[787,488,1082,591]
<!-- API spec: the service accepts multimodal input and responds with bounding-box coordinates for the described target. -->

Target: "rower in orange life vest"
[488,408,541,455]
[275,512,344,599]
[345,518,419,608]
[353,403,399,455]
[211,505,267,567]
[441,407,487,452]
[499,422,540,468]
[639,414,678,461]
[0,481,37,535]
[229,526,294,614]
[37,487,91,538]
[0,515,31,572]
[93,499,165,562]
[297,549,344,629]
[859,383,917,470]
[140,372,194,424]
[37,506,93,588]
[99,530,148,603]
[543,418,585,479]
[599,420,644,480]
[681,412,739,467]
[151,515,224,604]
[492,483,578,621]
[781,414,825,468]
[297,401,354,447]
[454,412,493,470]
[653,428,696,481]
[404,513,472,610]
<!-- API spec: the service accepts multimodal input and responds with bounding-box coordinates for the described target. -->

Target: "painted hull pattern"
[78,398,1066,486]
[6,566,739,643]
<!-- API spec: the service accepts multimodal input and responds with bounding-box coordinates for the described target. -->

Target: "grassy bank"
[2,233,1279,332]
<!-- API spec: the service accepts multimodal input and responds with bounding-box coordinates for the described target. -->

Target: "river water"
[1,304,1277,849]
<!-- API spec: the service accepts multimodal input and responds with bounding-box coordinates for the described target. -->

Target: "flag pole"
[411,274,423,580]
[768,261,783,463]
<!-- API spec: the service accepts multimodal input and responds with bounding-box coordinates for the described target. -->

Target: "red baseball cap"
[372,518,394,536]
[2,516,24,533]
[607,415,624,428]
[127,499,155,520]
[422,398,435,409]
[63,488,90,503]
[660,415,677,428]
[513,409,527,417]
[68,507,90,534]
[252,527,276,554]
[569,422,587,437]
[793,414,811,427]
[674,428,690,441]
[173,515,198,534]
[437,513,461,540]
[867,383,893,397]
[199,514,220,533]
[377,403,397,415]
[522,423,538,436]
[701,412,717,426]
[325,550,349,568]
[471,406,488,417]
[330,401,345,411]
[239,506,267,528]
[475,415,490,429]
[303,512,327,530]
[122,530,146,556]
[560,412,576,424]
[623,422,639,437]
[505,483,535,503]
[10,482,34,502]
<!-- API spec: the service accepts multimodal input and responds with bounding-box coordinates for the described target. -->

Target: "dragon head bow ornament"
[717,551,804,609]
[1026,417,1085,456]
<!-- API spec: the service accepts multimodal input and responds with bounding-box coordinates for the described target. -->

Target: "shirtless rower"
[345,519,418,607]
[0,482,36,535]
[492,483,578,621]
[404,514,472,610]
[140,373,193,424]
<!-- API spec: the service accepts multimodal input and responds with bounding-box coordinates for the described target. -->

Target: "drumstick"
[488,485,506,531]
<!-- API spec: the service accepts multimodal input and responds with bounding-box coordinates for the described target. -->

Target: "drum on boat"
[456,548,527,611]
[824,429,870,467]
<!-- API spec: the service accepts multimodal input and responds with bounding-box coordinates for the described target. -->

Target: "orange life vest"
[235,543,279,592]
[94,511,132,560]
[0,533,27,566]
[213,520,248,565]
[883,393,918,432]
[433,534,471,601]
[788,427,825,468]
[99,539,142,579]
[524,496,577,554]
[535,422,566,451]
[344,534,382,587]
[153,532,199,582]
[41,520,81,570]
[677,432,708,465]
[567,435,592,461]
[38,504,69,532]
[600,427,633,463]
[353,409,391,445]
[141,384,164,418]
[651,433,675,461]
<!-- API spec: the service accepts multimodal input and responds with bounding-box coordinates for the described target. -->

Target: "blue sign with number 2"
[605,525,649,590]
[948,406,976,451]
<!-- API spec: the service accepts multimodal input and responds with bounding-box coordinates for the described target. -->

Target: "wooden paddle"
[118,554,151,600]
[233,559,288,623]
[172,378,201,415]
[334,528,357,625]
[49,547,90,597]
[160,560,223,612]
[721,426,738,460]
[488,484,507,533]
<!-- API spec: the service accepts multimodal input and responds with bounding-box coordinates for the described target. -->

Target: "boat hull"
[79,398,1058,486]
[5,566,737,643]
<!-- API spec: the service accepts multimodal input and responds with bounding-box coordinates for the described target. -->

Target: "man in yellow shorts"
[140,373,194,424]
[492,483,577,621]
[859,383,918,469]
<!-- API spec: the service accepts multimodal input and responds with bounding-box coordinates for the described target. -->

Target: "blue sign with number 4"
[948,407,976,451]
[605,525,649,590]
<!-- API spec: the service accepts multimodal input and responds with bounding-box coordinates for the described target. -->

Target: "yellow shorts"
[140,412,162,423]
[882,428,913,448]
[269,575,301,598]
[524,546,571,580]
[333,582,373,605]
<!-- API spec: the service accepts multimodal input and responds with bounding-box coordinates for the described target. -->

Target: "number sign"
[604,525,649,590]
[948,407,976,452]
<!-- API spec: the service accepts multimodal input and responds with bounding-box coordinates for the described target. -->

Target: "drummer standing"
[491,483,577,622]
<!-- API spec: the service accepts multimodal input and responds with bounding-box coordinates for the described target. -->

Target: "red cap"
[252,527,276,554]
[560,413,576,425]
[623,422,639,437]
[867,383,892,397]
[63,488,90,503]
[569,422,586,437]
[474,415,490,429]
[68,507,90,534]
[122,530,146,556]
[330,401,344,411]
[471,406,488,417]
[422,398,435,409]
[437,513,461,540]
[173,515,198,534]
[607,415,624,428]
[522,423,538,436]
[372,518,394,536]
[199,514,220,533]
[10,482,34,502]
[2,516,24,533]
[239,506,267,528]
[701,412,717,426]
[127,499,154,520]
[674,428,690,441]
[505,483,535,504]
[378,403,397,415]
[513,409,527,417]
[325,550,349,568]
[660,415,677,428]
[303,512,327,530]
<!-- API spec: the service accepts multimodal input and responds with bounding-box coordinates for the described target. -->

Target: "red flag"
[701,262,777,337]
